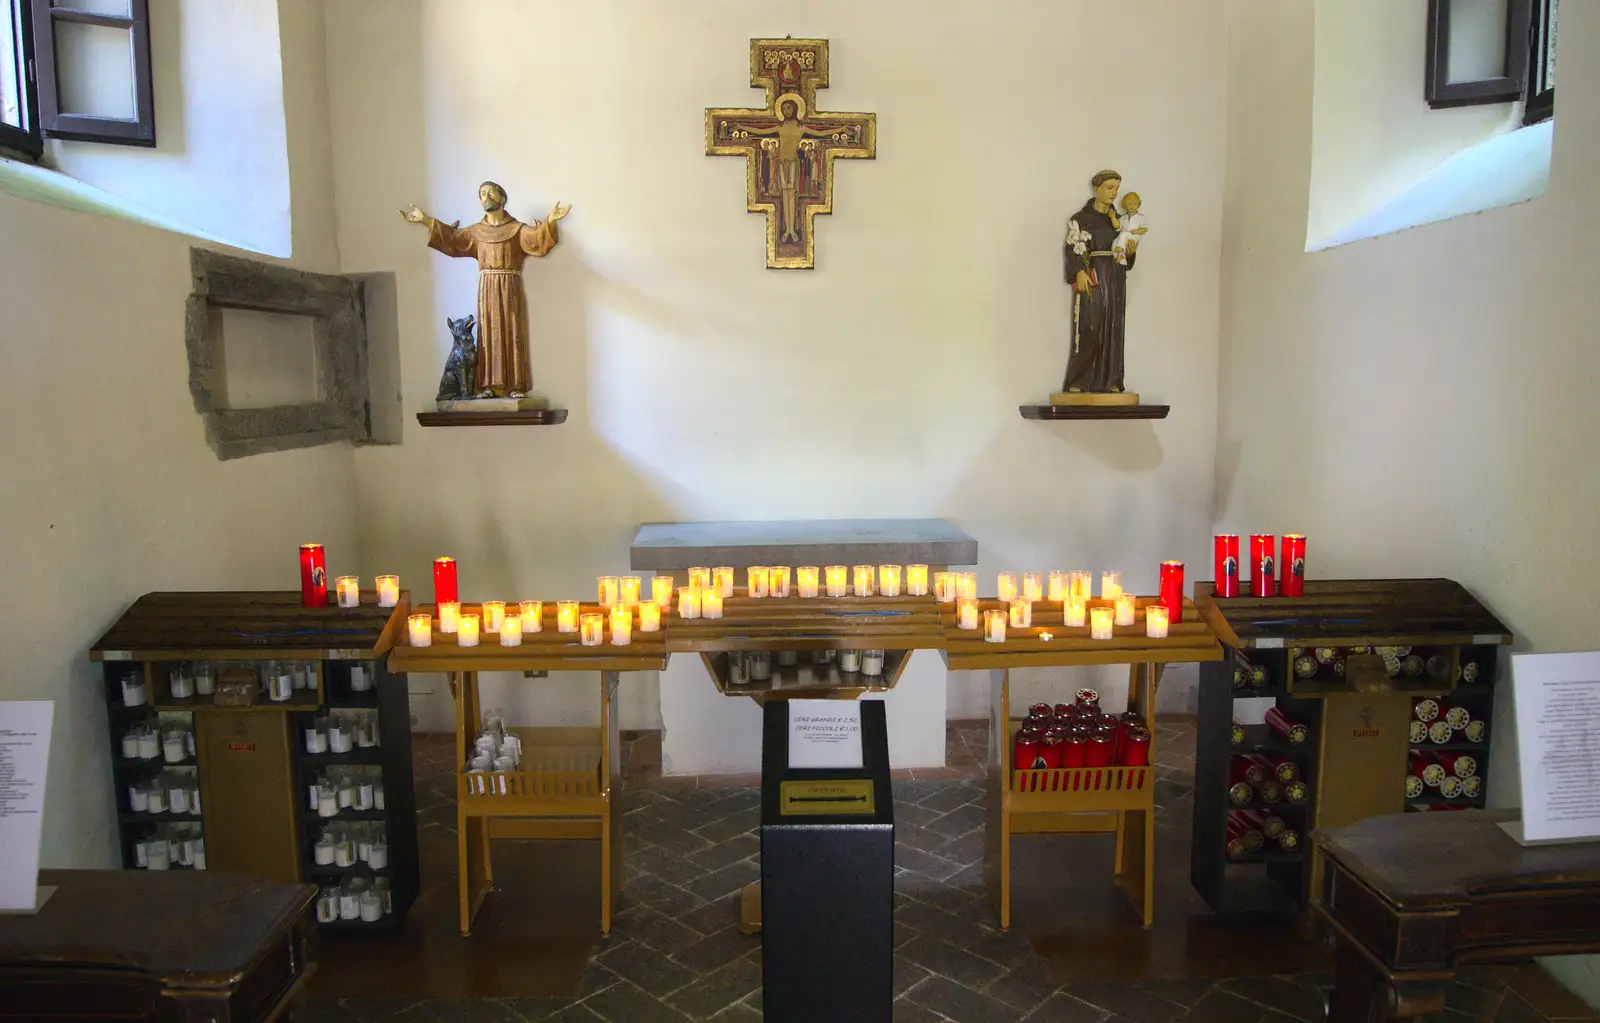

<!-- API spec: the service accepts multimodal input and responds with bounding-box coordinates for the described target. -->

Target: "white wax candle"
[957,598,979,630]
[1145,604,1170,639]
[1048,570,1066,603]
[520,600,543,633]
[747,566,770,598]
[1115,593,1137,626]
[702,588,724,619]
[621,576,641,607]
[997,572,1018,603]
[458,613,480,647]
[983,609,1007,643]
[1090,607,1114,640]
[408,613,433,647]
[907,564,929,596]
[499,619,522,646]
[1101,571,1123,600]
[651,574,674,608]
[336,576,360,608]
[1064,601,1087,628]
[797,566,820,598]
[769,566,792,598]
[611,604,632,646]
[481,600,505,634]
[825,565,848,598]
[639,600,661,632]
[580,613,604,646]
[714,566,735,597]
[688,567,710,590]
[597,576,620,608]
[1070,570,1093,603]
[879,564,902,597]
[438,601,461,634]
[933,571,956,602]
[853,565,875,597]
[958,572,979,600]
[557,600,580,633]
[376,575,400,608]
[1009,599,1032,629]
[678,587,702,619]
[1022,572,1043,603]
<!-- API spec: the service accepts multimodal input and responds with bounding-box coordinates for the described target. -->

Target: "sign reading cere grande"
[1512,652,1600,843]
[787,698,863,770]
[0,702,54,913]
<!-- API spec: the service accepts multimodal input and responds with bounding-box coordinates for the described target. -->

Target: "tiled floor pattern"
[304,720,1597,1022]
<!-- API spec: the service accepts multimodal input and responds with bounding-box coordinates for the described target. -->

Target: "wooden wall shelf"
[1019,404,1169,421]
[415,409,569,427]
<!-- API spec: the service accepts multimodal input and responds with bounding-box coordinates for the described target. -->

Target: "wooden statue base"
[1049,391,1141,406]
[416,408,569,427]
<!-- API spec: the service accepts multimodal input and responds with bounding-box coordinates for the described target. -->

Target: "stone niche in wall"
[184,248,400,459]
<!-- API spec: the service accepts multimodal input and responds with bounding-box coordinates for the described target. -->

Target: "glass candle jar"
[907,564,929,596]
[376,575,400,607]
[769,566,792,598]
[678,587,702,619]
[194,663,215,696]
[997,572,1018,603]
[580,613,604,646]
[336,576,360,608]
[121,674,147,708]
[713,566,735,597]
[1070,570,1093,604]
[408,613,432,647]
[1145,604,1170,639]
[651,574,674,608]
[597,576,620,608]
[688,567,711,590]
[983,609,1007,643]
[797,566,820,598]
[1009,599,1032,629]
[958,572,979,600]
[838,649,862,673]
[520,600,543,633]
[1048,570,1066,603]
[702,588,724,620]
[747,566,770,598]
[438,601,461,634]
[862,649,886,676]
[825,566,848,598]
[1022,572,1043,603]
[480,600,505,634]
[727,652,750,685]
[621,576,642,607]
[748,650,773,681]
[1065,600,1087,627]
[557,600,580,633]
[1090,607,1114,640]
[933,571,956,602]
[1101,571,1123,600]
[878,565,902,597]
[1115,593,1137,627]
[853,565,875,597]
[638,600,661,632]
[610,604,632,646]
[957,598,979,630]
[499,618,522,647]
[457,613,481,647]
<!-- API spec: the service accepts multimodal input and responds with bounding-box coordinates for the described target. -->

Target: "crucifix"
[706,38,876,269]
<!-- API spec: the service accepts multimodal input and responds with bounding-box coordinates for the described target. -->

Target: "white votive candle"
[958,572,979,600]
[853,565,875,597]
[499,618,522,646]
[678,587,702,619]
[825,565,848,598]
[438,601,461,634]
[1070,570,1093,603]
[797,566,820,598]
[1145,604,1170,639]
[1022,572,1043,603]
[1090,607,1114,640]
[336,576,360,608]
[879,564,902,597]
[713,566,735,597]
[1101,571,1123,601]
[639,600,661,632]
[1048,570,1066,603]
[458,613,481,647]
[957,597,980,630]
[376,575,400,608]
[651,574,674,608]
[598,576,620,608]
[770,566,792,598]
[688,567,711,590]
[1115,592,1137,627]
[702,587,724,619]
[983,609,1007,643]
[557,600,580,633]
[907,564,929,596]
[933,571,956,602]
[1064,600,1087,628]
[481,600,505,634]
[520,600,543,633]
[621,576,641,608]
[580,613,604,646]
[747,566,770,598]
[611,604,632,646]
[997,572,1018,603]
[1009,599,1032,629]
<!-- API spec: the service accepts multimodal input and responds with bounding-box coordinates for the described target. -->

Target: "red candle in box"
[433,556,459,604]
[1212,534,1240,597]
[1249,535,1276,597]
[1085,730,1115,768]
[1061,728,1088,768]
[1281,534,1307,597]
[1013,729,1042,771]
[299,543,327,608]
[1075,687,1100,710]
[1159,560,1185,622]
[1119,725,1151,766]
[1037,729,1065,769]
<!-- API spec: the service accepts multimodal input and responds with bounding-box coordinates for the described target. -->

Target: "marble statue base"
[1049,391,1142,406]
[435,395,549,413]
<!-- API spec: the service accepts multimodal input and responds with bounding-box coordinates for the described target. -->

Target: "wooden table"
[0,870,317,1023]
[1314,809,1600,1021]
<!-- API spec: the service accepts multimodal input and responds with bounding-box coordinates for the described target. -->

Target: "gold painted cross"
[706,38,876,269]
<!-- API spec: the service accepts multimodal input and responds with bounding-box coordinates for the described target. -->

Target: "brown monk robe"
[404,182,570,398]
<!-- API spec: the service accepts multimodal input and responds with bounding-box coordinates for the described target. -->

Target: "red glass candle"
[1013,729,1042,771]
[1085,730,1115,768]
[1037,729,1065,769]
[1281,534,1307,597]
[1029,703,1053,723]
[1061,729,1088,768]
[433,556,459,604]
[299,543,327,608]
[1159,560,1185,622]
[1119,726,1151,766]
[1249,535,1277,597]
[1212,535,1240,597]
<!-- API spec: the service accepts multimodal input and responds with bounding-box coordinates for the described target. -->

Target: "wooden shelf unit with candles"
[1190,579,1511,916]
[941,595,1223,930]
[386,600,668,937]
[89,591,421,930]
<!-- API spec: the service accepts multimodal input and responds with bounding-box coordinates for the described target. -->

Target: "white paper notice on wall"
[1512,653,1600,843]
[0,701,54,912]
[788,700,863,771]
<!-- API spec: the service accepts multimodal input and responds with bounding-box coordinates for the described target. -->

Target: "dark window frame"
[31,0,155,147]
[0,0,42,157]
[1425,0,1531,109]
[1523,0,1554,125]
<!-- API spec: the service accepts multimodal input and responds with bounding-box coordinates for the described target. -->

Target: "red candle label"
[1213,535,1239,597]
[1250,535,1276,597]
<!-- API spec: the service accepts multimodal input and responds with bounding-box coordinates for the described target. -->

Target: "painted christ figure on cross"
[707,39,877,269]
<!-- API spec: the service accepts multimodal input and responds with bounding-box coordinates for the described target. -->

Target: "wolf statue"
[436,314,478,402]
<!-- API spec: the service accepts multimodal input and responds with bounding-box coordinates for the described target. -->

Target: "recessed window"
[211,308,323,411]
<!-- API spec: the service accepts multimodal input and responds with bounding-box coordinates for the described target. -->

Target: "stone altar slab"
[630,518,978,571]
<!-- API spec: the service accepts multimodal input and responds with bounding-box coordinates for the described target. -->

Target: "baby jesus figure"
[1112,191,1147,265]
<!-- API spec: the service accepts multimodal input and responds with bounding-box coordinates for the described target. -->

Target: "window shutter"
[1425,0,1531,109]
[30,0,154,146]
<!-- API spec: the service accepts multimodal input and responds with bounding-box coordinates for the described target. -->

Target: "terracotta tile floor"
[304,718,1597,1022]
